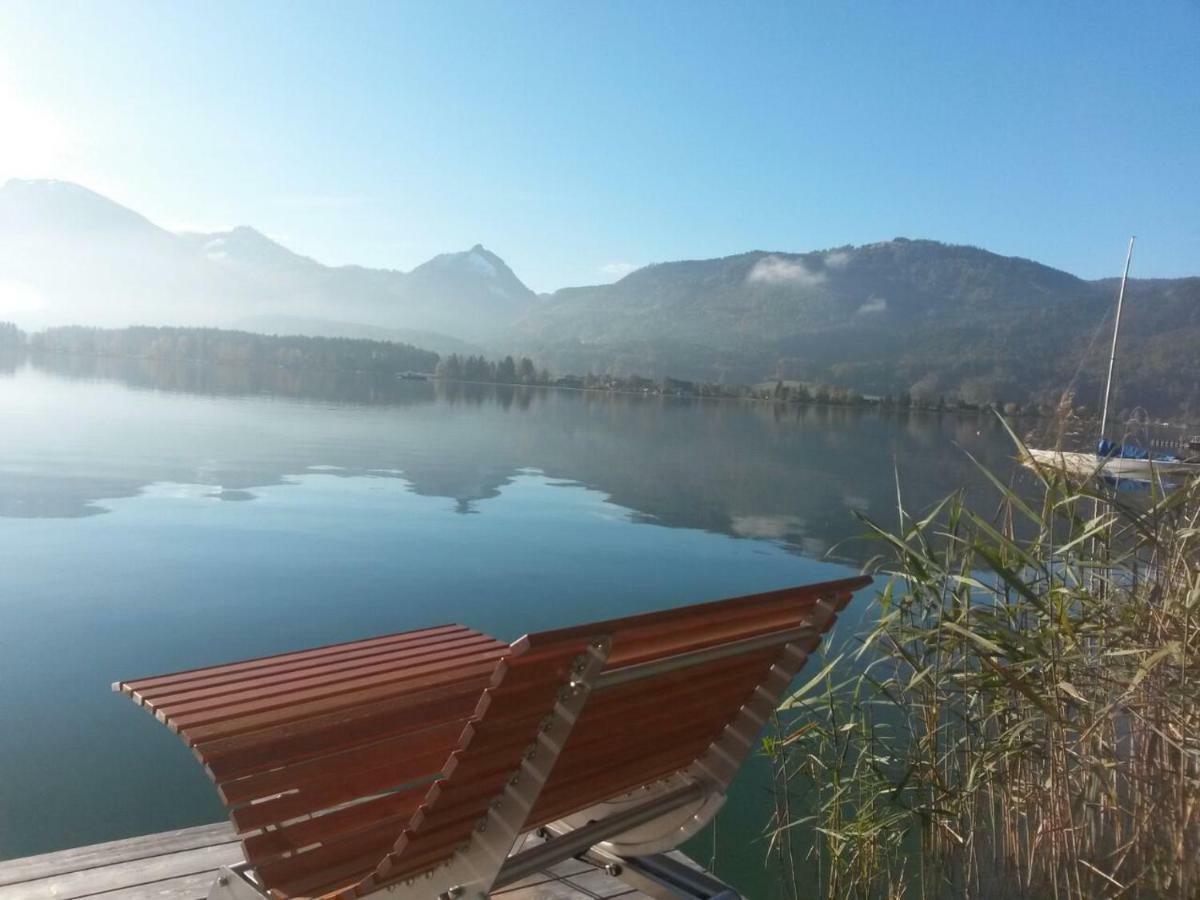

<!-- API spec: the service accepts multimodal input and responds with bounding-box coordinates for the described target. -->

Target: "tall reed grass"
[768,426,1200,898]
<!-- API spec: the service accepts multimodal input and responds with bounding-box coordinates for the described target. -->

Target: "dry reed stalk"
[768,423,1200,899]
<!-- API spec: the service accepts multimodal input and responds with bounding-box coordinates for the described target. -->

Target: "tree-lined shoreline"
[4,323,1191,429]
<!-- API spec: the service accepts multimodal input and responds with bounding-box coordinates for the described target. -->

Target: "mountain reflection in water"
[0,355,1036,895]
[0,355,1024,564]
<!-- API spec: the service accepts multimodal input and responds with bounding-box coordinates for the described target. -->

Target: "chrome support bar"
[580,844,742,899]
[493,781,707,889]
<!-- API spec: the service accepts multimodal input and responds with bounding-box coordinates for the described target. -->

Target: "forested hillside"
[3,181,1197,415]
[28,326,440,375]
[510,240,1200,416]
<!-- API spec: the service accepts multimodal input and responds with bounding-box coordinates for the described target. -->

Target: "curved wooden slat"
[350,638,596,897]
[114,576,870,900]
[114,624,512,897]
[119,625,473,696]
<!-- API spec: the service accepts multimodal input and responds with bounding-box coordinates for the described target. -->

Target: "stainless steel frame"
[379,638,611,900]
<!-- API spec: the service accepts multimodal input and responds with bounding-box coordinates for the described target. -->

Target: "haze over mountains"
[0,179,528,352]
[2,178,1197,413]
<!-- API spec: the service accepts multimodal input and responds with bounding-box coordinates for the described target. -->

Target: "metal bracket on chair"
[493,781,706,890]
[376,636,612,900]
[207,863,269,900]
[580,844,743,899]
[515,814,743,899]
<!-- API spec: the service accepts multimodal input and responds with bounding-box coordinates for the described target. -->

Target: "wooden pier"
[0,823,663,900]
[0,582,851,900]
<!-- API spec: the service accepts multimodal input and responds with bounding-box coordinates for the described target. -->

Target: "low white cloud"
[730,514,806,539]
[857,296,888,314]
[746,255,826,287]
[599,261,639,280]
[825,250,851,269]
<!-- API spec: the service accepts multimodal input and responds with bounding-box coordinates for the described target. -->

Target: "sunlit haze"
[1,1,1198,290]
[2,5,1200,893]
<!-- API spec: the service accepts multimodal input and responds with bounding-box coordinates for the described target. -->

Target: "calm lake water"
[0,357,1024,894]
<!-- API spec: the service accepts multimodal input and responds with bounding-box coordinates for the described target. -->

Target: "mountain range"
[0,179,529,349]
[2,178,1197,414]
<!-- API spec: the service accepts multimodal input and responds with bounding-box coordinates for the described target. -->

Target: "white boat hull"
[1025,448,1199,480]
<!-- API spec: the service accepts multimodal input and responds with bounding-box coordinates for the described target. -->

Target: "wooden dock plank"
[87,870,220,900]
[0,824,660,900]
[0,840,241,900]
[0,824,235,889]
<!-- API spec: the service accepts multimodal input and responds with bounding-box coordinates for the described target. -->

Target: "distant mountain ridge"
[0,179,533,344]
[521,241,1200,415]
[2,179,1197,414]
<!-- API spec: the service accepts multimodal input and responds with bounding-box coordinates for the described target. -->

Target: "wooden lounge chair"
[114,575,869,900]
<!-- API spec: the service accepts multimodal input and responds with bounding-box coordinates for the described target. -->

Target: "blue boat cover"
[1097,439,1180,463]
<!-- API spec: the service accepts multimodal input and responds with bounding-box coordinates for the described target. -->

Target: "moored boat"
[1023,237,1199,483]
[1025,446,1199,479]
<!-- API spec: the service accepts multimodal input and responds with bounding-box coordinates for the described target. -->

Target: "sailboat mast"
[1098,235,1136,443]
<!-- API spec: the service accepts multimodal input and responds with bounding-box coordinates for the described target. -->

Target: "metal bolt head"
[605,863,623,877]
[217,876,229,887]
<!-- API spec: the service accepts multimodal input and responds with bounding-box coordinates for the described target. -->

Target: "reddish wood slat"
[567,676,767,750]
[352,639,599,895]
[218,719,467,807]
[165,647,509,732]
[516,577,867,661]
[529,736,716,827]
[603,598,833,668]
[119,625,474,695]
[545,700,746,788]
[112,576,868,900]
[258,824,401,900]
[229,747,446,833]
[140,633,501,710]
[180,659,502,745]
[594,645,777,692]
[198,680,487,781]
[242,789,426,863]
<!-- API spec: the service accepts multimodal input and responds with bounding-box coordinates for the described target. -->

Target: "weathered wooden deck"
[0,823,656,900]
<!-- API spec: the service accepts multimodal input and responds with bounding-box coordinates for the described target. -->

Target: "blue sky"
[0,1,1197,291]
